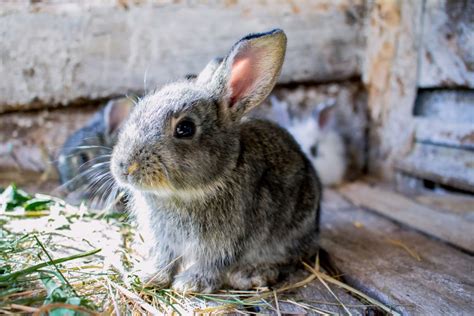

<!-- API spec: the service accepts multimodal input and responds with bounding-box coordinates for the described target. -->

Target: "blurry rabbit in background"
[56,72,203,206]
[57,86,346,207]
[269,96,346,186]
[56,98,133,205]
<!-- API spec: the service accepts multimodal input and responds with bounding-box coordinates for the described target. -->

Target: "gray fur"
[111,29,321,293]
[57,98,133,199]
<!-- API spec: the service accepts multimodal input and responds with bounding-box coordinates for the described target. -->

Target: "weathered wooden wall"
[0,83,368,185]
[1,0,473,188]
[419,0,474,87]
[0,0,369,185]
[0,0,365,113]
[363,0,474,187]
[362,0,423,178]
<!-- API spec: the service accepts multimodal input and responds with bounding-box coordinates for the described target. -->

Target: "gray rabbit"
[111,29,321,292]
[56,98,133,202]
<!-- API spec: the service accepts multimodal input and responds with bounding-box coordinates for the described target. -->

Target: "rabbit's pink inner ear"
[317,106,335,130]
[106,99,133,134]
[228,47,262,107]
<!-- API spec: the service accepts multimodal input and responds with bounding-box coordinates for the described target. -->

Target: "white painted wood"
[419,0,474,88]
[414,118,474,149]
[362,0,423,178]
[396,143,474,193]
[0,0,364,112]
[414,89,474,123]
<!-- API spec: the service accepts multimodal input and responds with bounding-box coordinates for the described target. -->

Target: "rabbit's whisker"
[88,169,113,190]
[126,94,140,107]
[101,180,121,210]
[91,161,111,169]
[75,155,112,171]
[73,145,113,150]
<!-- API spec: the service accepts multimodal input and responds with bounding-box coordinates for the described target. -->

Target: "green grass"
[0,184,396,315]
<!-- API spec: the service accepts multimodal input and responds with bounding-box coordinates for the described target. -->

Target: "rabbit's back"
[237,119,321,259]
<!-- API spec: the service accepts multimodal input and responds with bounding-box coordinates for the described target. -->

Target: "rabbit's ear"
[196,57,223,85]
[104,98,133,135]
[314,99,337,131]
[213,29,287,119]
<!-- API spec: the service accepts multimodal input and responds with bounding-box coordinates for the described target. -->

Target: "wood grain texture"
[396,143,474,193]
[414,118,474,149]
[0,83,367,182]
[321,188,474,316]
[362,0,423,178]
[274,268,366,315]
[338,182,474,252]
[414,89,474,123]
[414,193,474,219]
[0,0,365,112]
[419,0,474,88]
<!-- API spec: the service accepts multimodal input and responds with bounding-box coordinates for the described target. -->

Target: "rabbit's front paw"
[134,260,173,287]
[227,264,279,290]
[172,269,220,294]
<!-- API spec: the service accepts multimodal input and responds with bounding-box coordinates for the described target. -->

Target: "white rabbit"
[269,96,346,186]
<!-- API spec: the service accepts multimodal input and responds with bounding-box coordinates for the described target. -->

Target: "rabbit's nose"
[127,162,139,175]
[118,161,139,177]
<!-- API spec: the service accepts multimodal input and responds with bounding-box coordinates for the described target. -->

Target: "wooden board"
[320,188,474,315]
[0,83,367,181]
[0,0,365,112]
[395,143,474,193]
[418,0,474,88]
[414,193,474,219]
[273,268,366,315]
[414,118,474,150]
[414,89,474,123]
[362,0,422,178]
[338,182,474,252]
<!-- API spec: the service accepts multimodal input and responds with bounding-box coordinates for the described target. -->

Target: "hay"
[0,184,398,315]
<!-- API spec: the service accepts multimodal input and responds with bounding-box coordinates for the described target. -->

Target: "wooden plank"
[275,268,366,315]
[414,118,474,149]
[394,171,427,195]
[0,83,366,180]
[362,0,423,178]
[395,143,474,193]
[414,89,474,123]
[419,0,474,88]
[0,0,365,112]
[321,189,474,315]
[338,182,474,252]
[414,194,474,219]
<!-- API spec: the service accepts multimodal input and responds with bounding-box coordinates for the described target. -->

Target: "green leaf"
[23,198,53,211]
[0,265,11,275]
[0,184,31,212]
[40,273,78,316]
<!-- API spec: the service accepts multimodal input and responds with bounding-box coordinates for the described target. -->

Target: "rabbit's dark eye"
[174,120,196,139]
[78,152,90,165]
[310,144,318,157]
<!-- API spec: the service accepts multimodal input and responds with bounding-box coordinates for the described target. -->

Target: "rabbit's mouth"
[112,158,172,191]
